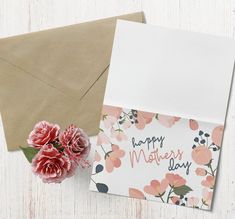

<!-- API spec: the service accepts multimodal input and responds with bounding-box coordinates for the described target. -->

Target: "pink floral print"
[129,188,145,199]
[122,120,132,129]
[212,125,224,147]
[94,151,101,162]
[192,145,212,165]
[190,128,222,209]
[195,167,207,176]
[110,128,128,141]
[135,111,155,129]
[102,105,122,119]
[187,197,199,207]
[97,130,110,145]
[144,179,168,197]
[129,173,192,205]
[105,144,125,173]
[165,173,186,187]
[103,115,117,129]
[171,196,181,205]
[189,119,199,130]
[202,188,213,208]
[92,105,224,210]
[201,176,215,189]
[157,114,180,128]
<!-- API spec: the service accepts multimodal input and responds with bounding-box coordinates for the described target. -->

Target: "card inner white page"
[104,20,235,124]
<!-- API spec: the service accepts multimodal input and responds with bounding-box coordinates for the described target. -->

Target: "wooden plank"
[0,0,235,218]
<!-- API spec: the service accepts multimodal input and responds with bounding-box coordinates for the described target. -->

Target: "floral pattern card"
[89,21,235,210]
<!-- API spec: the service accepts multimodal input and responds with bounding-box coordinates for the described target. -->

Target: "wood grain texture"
[1,0,235,218]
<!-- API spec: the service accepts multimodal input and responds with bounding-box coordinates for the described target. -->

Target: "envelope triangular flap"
[104,20,235,125]
[0,13,144,100]
[0,12,144,151]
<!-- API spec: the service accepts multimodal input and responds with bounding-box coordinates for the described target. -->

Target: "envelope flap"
[0,13,144,151]
[0,12,143,100]
[0,56,109,151]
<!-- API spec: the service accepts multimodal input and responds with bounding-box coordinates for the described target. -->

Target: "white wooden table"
[1,1,235,218]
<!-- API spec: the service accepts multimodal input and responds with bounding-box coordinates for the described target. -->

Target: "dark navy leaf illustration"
[95,164,104,173]
[96,183,109,193]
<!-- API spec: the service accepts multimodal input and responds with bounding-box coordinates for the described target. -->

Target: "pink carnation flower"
[32,144,73,183]
[59,125,90,164]
[27,121,60,149]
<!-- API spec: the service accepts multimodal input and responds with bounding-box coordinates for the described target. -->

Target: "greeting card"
[89,21,235,210]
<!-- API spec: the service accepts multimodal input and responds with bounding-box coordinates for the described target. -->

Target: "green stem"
[90,178,96,184]
[117,122,121,129]
[200,201,204,209]
[167,188,173,203]
[208,163,215,177]
[123,111,131,117]
[206,171,213,176]
[100,145,107,155]
[159,195,165,203]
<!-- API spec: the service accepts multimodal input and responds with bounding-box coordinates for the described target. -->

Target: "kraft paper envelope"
[90,21,235,210]
[0,12,144,151]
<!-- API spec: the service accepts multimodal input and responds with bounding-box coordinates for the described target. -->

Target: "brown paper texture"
[0,12,144,151]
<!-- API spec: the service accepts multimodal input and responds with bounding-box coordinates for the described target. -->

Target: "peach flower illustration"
[94,151,101,162]
[157,114,180,128]
[189,119,199,131]
[201,175,215,189]
[102,105,122,119]
[129,188,145,199]
[212,125,224,147]
[135,111,155,129]
[97,131,110,145]
[202,188,213,207]
[195,167,207,176]
[144,179,169,197]
[165,173,186,187]
[191,145,212,165]
[171,196,181,205]
[187,197,199,207]
[122,120,132,129]
[111,128,128,141]
[105,144,125,172]
[102,105,123,129]
[103,116,117,129]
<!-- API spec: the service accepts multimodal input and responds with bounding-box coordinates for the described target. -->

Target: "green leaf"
[52,142,61,149]
[20,146,39,163]
[173,185,193,196]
